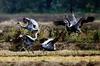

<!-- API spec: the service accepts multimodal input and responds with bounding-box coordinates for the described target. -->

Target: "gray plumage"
[54,13,95,35]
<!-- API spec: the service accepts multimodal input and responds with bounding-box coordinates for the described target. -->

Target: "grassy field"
[0,50,99,66]
[0,14,100,66]
[0,20,100,51]
[0,50,100,65]
[0,56,100,62]
[0,50,100,57]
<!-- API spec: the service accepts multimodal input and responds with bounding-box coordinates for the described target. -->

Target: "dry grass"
[0,49,99,64]
[0,56,100,62]
[0,50,99,57]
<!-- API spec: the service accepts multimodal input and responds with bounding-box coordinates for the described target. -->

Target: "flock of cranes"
[17,13,95,51]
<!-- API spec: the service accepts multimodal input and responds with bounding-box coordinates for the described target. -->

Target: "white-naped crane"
[19,34,38,53]
[17,17,40,41]
[18,17,39,33]
[40,38,56,51]
[14,20,39,53]
[54,13,95,35]
[40,31,62,51]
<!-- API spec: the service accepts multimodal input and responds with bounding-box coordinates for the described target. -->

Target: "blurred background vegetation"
[0,0,99,13]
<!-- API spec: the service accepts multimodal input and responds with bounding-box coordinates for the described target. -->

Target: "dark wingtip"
[53,20,65,26]
[86,16,95,22]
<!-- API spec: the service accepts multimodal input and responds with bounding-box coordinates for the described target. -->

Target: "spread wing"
[86,16,95,22]
[78,16,95,27]
[53,20,65,26]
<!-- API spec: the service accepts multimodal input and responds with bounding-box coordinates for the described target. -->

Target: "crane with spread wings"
[54,13,95,35]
